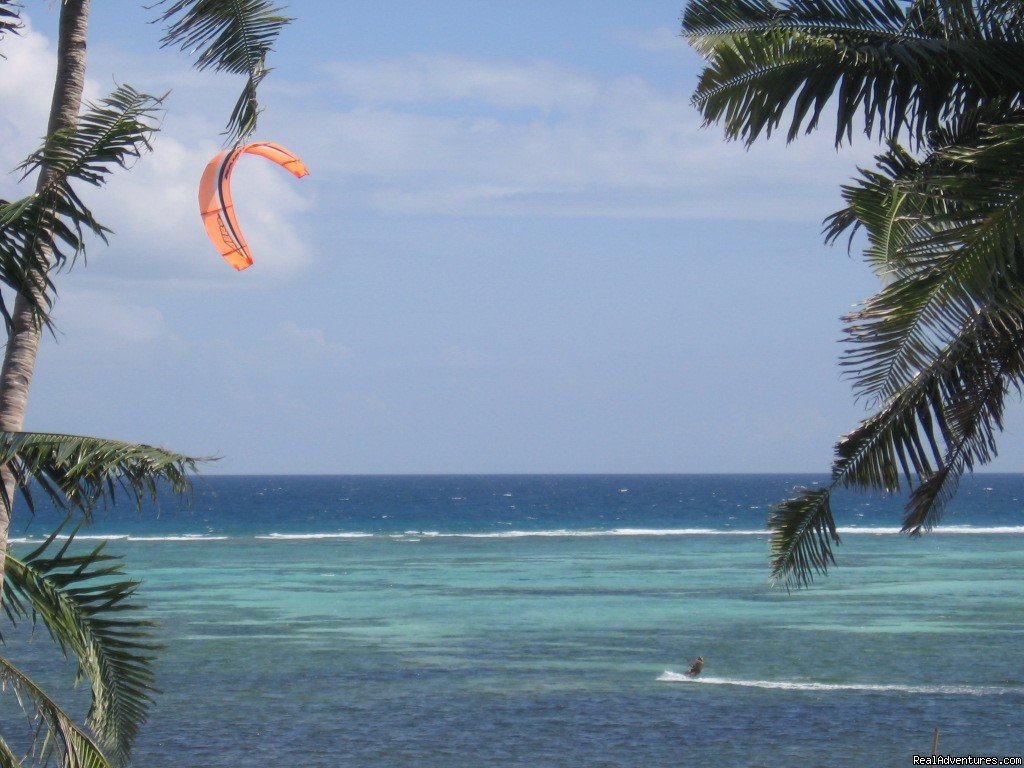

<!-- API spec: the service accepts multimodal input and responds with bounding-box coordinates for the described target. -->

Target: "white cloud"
[616,27,692,56]
[0,18,58,179]
[89,131,314,283]
[0,14,315,289]
[303,54,873,220]
[2,28,871,294]
[44,288,180,353]
[39,294,350,375]
[264,322,351,363]
[326,55,600,112]
[0,14,110,181]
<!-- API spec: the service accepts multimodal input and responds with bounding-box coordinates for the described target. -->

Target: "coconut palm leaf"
[769,129,1024,586]
[0,85,161,329]
[0,735,20,768]
[0,431,200,519]
[156,0,292,142]
[824,143,936,275]
[770,301,1024,587]
[901,322,1024,532]
[837,121,1024,404]
[0,3,20,44]
[0,433,201,761]
[826,142,972,401]
[683,0,1024,148]
[0,653,112,768]
[837,301,1024,497]
[684,0,1024,588]
[767,488,838,589]
[3,522,156,767]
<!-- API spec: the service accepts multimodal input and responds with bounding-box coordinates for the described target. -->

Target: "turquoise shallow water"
[2,475,1023,766]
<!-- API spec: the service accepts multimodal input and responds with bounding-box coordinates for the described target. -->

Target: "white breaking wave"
[124,535,229,542]
[837,525,1024,535]
[380,526,1024,538]
[411,528,768,538]
[9,526,1024,545]
[903,525,1024,535]
[412,527,1024,538]
[9,534,228,543]
[657,672,1021,696]
[255,532,375,540]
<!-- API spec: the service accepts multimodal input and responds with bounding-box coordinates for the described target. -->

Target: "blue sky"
[3,2,1023,473]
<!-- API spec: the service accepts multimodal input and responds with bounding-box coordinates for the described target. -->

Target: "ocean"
[2,474,1022,766]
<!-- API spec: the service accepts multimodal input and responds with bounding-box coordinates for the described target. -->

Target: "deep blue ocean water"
[2,474,1022,766]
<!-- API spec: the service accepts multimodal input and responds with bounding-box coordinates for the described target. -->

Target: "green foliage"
[0,1,286,765]
[0,86,161,329]
[156,0,293,142]
[0,736,22,768]
[0,432,201,767]
[0,653,113,768]
[4,524,157,766]
[684,0,1024,148]
[767,488,838,589]
[837,124,1024,406]
[684,0,1024,588]
[0,431,199,520]
[0,3,20,44]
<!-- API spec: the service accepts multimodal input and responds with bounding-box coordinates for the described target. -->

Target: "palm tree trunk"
[0,0,91,588]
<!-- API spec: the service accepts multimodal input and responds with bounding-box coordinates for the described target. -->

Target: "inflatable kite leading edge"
[198,141,309,270]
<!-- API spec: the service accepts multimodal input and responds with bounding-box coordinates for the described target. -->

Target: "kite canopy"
[198,141,309,270]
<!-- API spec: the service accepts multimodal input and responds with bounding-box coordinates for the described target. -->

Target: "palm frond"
[839,121,1024,403]
[771,301,1024,587]
[684,1,1024,586]
[683,0,1024,147]
[824,142,935,273]
[0,2,20,46]
[0,85,161,329]
[834,306,1020,491]
[4,522,157,766]
[901,322,1024,532]
[0,431,201,520]
[0,654,112,768]
[768,487,838,588]
[0,735,20,768]
[156,0,292,142]
[768,374,941,587]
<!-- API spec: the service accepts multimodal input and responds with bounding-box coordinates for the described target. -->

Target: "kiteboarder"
[686,656,704,677]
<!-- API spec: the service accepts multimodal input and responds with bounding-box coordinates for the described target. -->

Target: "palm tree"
[682,0,1024,588]
[0,1,292,764]
[0,0,292,569]
[0,433,197,768]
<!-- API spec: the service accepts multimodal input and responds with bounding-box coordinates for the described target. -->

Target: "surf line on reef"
[9,526,1024,545]
[657,672,1022,696]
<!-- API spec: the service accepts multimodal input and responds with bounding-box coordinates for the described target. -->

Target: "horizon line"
[185,470,1024,478]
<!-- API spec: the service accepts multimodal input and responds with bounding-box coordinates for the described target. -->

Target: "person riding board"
[686,656,704,677]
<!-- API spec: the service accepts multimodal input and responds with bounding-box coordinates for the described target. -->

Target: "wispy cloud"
[0,14,315,290]
[0,18,59,172]
[302,53,870,220]
[616,26,691,56]
[44,288,182,356]
[87,133,315,283]
[264,322,352,363]
[326,55,600,111]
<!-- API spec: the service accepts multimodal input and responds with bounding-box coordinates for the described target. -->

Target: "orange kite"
[198,141,309,270]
